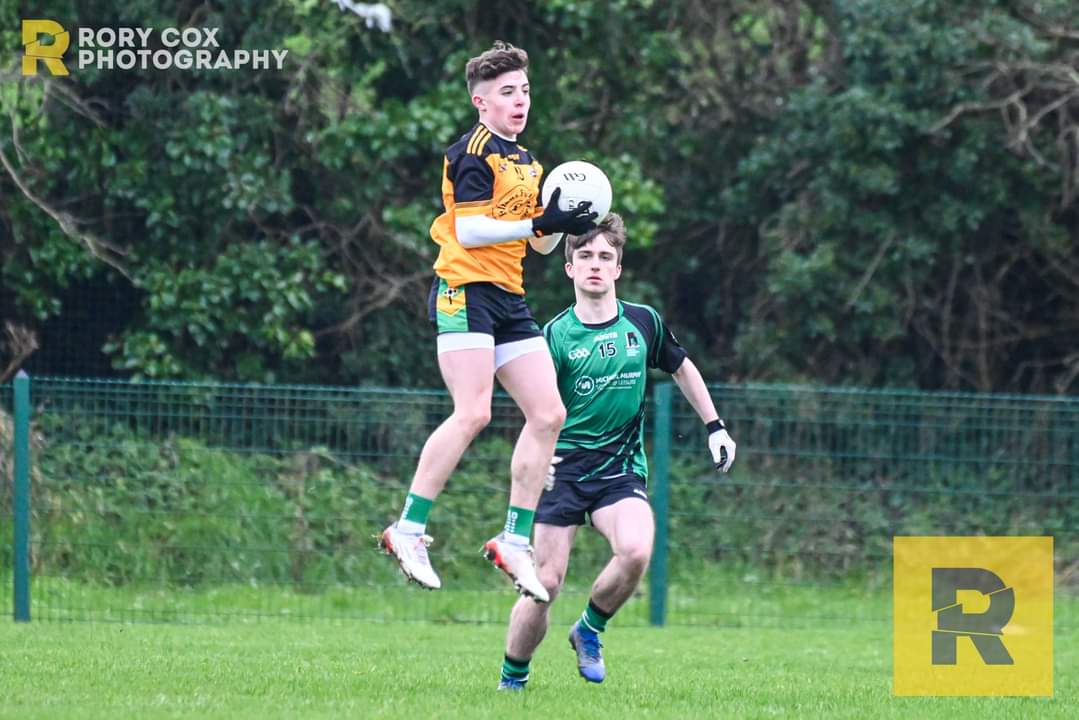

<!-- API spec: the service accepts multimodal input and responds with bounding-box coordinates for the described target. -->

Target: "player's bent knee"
[453,408,492,437]
[551,402,567,429]
[538,568,566,599]
[619,545,652,577]
[528,402,566,436]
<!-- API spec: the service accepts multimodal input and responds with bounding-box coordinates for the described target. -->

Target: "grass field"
[2,597,1075,719]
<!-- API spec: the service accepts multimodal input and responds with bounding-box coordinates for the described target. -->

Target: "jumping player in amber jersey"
[380,41,598,603]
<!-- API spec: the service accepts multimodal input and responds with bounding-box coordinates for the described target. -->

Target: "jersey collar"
[571,300,623,330]
[480,122,516,143]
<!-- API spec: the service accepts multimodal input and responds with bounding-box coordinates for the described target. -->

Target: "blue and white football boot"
[568,620,606,683]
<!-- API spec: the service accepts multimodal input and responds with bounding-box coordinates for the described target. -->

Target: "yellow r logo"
[22,19,69,76]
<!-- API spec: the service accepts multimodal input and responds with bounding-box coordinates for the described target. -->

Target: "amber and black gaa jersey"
[430,124,543,295]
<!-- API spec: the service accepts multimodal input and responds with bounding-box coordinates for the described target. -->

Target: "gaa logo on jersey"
[568,347,590,361]
[574,376,596,396]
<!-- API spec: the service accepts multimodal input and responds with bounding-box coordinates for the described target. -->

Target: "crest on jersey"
[494,185,535,219]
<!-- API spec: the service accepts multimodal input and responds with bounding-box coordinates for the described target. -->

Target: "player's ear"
[565,262,573,278]
[613,264,622,280]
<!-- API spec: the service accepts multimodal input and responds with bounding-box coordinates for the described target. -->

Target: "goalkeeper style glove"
[707,419,736,473]
[532,188,599,237]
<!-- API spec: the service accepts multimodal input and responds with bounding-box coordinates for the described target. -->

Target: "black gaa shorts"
[427,277,542,345]
[537,473,649,527]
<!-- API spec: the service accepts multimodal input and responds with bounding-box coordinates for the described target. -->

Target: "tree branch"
[927,86,1029,134]
[0,133,131,280]
[844,235,895,310]
[0,321,39,383]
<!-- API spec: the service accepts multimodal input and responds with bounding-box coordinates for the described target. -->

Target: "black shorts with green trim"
[427,277,542,345]
[536,473,649,527]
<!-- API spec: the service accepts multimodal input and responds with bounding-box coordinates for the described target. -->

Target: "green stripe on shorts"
[436,278,469,333]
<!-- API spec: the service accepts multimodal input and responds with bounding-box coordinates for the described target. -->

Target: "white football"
[541,160,612,219]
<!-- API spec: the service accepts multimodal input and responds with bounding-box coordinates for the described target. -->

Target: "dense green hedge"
[4,416,1074,589]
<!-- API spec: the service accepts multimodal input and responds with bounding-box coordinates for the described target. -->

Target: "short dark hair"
[564,213,626,263]
[466,41,529,94]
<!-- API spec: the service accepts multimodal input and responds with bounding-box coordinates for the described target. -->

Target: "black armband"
[706,419,726,434]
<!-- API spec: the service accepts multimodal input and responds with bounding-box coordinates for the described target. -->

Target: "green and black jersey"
[544,300,687,484]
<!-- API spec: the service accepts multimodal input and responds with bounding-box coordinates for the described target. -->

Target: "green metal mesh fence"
[3,377,644,626]
[3,377,1076,628]
[1,380,11,618]
[665,383,1078,629]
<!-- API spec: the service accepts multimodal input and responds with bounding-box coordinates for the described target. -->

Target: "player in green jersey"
[497,213,737,689]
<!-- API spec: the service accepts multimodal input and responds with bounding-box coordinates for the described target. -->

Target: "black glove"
[532,187,599,237]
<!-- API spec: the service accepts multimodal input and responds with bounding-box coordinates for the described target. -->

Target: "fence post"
[13,370,31,622]
[650,381,673,627]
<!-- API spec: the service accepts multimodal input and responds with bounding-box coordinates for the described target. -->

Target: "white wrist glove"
[707,420,736,473]
[545,455,563,491]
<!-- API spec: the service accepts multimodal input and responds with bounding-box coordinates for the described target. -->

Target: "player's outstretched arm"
[456,187,597,251]
[455,214,535,248]
[671,357,736,473]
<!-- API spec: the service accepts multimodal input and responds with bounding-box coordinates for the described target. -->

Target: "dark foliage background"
[2,0,1077,393]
